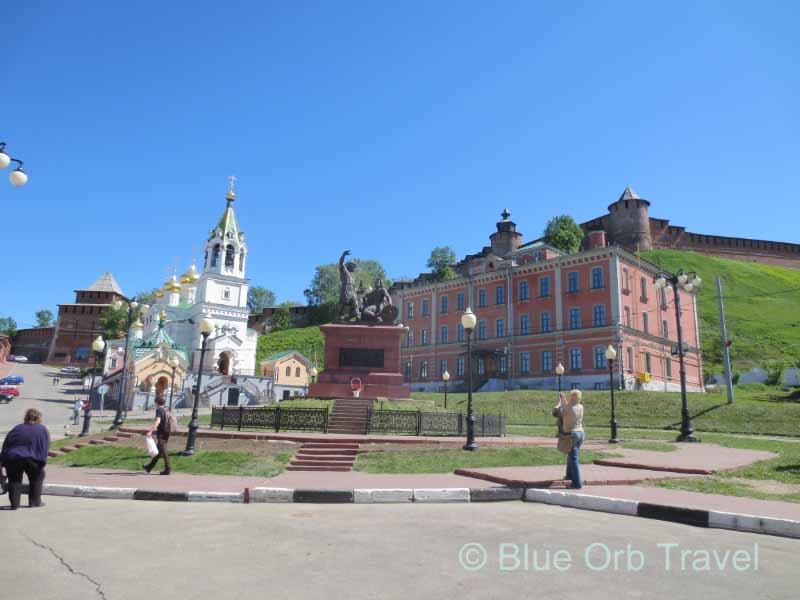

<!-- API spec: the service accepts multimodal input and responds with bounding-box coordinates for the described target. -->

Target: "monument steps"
[285,465,352,472]
[287,440,360,471]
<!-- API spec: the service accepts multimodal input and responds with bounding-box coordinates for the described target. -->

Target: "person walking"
[0,409,50,509]
[142,396,172,475]
[553,390,585,489]
[72,398,82,426]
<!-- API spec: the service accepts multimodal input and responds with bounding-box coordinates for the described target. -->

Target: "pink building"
[391,208,704,393]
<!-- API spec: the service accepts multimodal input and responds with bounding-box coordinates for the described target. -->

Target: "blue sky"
[3,1,798,327]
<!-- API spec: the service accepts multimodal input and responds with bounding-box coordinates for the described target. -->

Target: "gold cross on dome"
[227,175,237,198]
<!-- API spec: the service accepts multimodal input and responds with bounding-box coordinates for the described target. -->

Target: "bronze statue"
[337,250,398,324]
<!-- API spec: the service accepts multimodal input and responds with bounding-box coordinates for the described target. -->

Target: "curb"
[523,488,800,539]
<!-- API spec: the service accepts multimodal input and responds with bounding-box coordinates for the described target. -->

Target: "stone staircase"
[286,441,360,472]
[48,431,133,457]
[327,398,370,435]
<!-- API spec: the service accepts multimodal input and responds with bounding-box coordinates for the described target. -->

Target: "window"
[239,249,245,271]
[223,288,231,300]
[591,267,604,289]
[440,359,448,377]
[295,367,301,377]
[495,285,505,305]
[567,272,579,293]
[212,244,221,267]
[520,352,531,373]
[519,280,529,301]
[285,366,291,376]
[520,314,530,335]
[495,319,505,338]
[660,287,668,309]
[422,299,430,317]
[440,326,448,344]
[645,352,652,374]
[594,347,606,369]
[570,348,582,371]
[477,358,485,376]
[456,292,465,311]
[662,319,669,338]
[440,295,449,314]
[407,302,414,320]
[478,289,487,308]
[540,312,552,332]
[642,313,649,334]
[420,361,428,379]
[225,244,235,269]
[421,329,429,346]
[622,268,631,292]
[665,357,673,379]
[592,305,606,327]
[541,351,553,373]
[569,308,581,330]
[499,356,507,374]
[457,324,465,342]
[457,356,465,376]
[539,276,550,297]
[406,330,413,348]
[110,358,117,369]
[478,320,487,340]
[627,347,634,371]
[640,277,649,301]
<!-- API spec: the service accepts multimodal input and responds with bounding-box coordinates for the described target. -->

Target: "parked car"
[0,386,20,397]
[0,392,13,403]
[61,366,81,374]
[0,375,24,385]
[12,355,28,362]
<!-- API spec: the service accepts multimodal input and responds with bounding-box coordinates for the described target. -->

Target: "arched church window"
[204,250,208,267]
[212,244,221,267]
[285,366,291,377]
[295,367,301,377]
[225,245,235,269]
[239,249,245,271]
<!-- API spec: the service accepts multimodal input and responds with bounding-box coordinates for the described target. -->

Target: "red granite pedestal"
[309,323,410,400]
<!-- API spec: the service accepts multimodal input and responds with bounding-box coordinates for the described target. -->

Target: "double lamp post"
[80,335,106,436]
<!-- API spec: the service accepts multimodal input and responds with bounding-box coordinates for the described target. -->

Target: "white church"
[140,180,258,376]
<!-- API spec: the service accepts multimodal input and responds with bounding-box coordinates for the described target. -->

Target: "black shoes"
[142,463,152,473]
[159,470,171,476]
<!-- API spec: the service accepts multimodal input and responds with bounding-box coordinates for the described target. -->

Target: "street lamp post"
[654,271,702,442]
[184,317,215,456]
[308,366,318,397]
[605,345,620,443]
[80,336,105,436]
[168,355,179,410]
[111,299,149,429]
[555,362,564,394]
[461,308,478,451]
[442,369,450,409]
[0,142,29,187]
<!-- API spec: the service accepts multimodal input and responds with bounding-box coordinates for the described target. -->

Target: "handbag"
[145,434,159,458]
[0,466,8,495]
[557,433,574,455]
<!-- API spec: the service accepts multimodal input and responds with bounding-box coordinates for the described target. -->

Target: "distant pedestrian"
[553,390,585,489]
[142,397,173,475]
[72,399,82,425]
[0,408,50,509]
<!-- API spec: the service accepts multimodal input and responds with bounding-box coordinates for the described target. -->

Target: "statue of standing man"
[338,250,360,321]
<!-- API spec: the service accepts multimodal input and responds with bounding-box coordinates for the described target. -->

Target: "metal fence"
[210,406,328,433]
[366,409,506,437]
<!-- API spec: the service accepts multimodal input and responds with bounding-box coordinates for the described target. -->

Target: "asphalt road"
[0,362,84,440]
[0,497,796,600]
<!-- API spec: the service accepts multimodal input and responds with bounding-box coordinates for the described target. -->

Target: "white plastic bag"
[145,434,159,458]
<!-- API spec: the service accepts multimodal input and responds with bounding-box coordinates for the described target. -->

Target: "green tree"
[270,303,293,331]
[305,259,389,306]
[99,304,131,340]
[543,215,585,254]
[135,288,161,306]
[248,286,277,314]
[426,246,458,281]
[0,316,18,336]
[35,309,54,328]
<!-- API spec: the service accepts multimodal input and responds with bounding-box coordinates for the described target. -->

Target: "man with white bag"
[142,396,174,475]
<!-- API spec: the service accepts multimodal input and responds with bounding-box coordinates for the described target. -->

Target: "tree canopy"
[304,259,389,307]
[35,309,54,328]
[426,246,458,281]
[543,215,585,254]
[248,286,277,314]
[135,288,161,306]
[0,316,17,336]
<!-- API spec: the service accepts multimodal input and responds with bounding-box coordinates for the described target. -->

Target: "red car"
[0,386,20,397]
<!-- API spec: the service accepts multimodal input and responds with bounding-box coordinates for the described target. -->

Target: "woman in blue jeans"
[554,390,585,489]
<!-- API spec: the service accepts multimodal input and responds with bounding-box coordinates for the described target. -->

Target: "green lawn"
[408,384,800,437]
[354,446,613,474]
[256,325,324,367]
[49,445,292,478]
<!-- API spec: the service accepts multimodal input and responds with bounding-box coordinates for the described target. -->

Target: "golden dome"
[131,318,144,330]
[155,289,165,299]
[159,309,167,321]
[163,274,181,292]
[180,262,200,285]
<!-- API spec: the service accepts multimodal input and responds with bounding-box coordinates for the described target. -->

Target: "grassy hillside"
[641,249,800,376]
[256,325,324,368]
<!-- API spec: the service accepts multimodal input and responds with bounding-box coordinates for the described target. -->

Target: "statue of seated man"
[361,279,396,323]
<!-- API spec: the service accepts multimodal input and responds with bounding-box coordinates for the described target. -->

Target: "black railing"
[210,406,328,433]
[366,409,505,437]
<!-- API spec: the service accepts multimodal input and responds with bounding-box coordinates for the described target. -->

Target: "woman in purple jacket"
[1,408,50,509]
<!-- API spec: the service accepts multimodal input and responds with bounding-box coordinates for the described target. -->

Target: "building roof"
[83,272,124,295]
[214,198,241,241]
[132,320,188,362]
[261,350,311,366]
[618,186,640,201]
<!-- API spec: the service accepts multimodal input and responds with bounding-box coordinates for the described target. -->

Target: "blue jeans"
[565,431,584,488]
